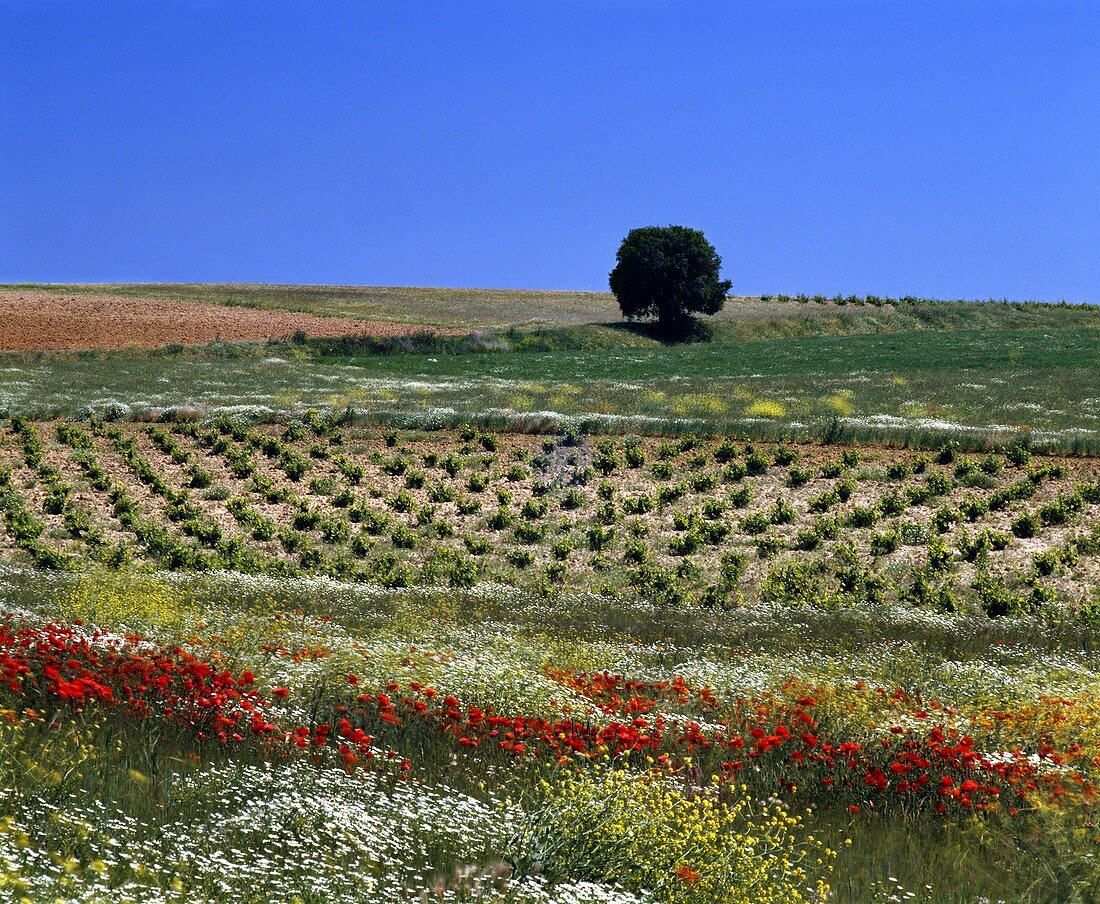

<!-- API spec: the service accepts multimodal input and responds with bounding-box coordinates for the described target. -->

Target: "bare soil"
[0,290,455,351]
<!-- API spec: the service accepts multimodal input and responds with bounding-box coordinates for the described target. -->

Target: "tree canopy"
[608,226,731,338]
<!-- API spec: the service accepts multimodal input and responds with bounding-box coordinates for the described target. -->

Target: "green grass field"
[3,285,1099,450]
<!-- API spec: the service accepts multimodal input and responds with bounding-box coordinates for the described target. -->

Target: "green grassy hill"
[3,285,1099,451]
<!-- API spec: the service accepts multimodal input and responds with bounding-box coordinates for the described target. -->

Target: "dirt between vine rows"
[0,290,456,351]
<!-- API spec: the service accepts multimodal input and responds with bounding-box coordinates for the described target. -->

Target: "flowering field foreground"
[0,567,1099,902]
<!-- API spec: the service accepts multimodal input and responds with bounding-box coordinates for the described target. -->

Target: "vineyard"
[2,416,1099,617]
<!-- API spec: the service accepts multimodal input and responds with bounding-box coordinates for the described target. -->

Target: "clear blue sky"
[1,1,1097,300]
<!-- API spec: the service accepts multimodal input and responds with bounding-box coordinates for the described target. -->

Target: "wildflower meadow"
[2,309,1100,903]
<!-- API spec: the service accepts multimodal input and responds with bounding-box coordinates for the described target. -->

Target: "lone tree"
[609,226,731,338]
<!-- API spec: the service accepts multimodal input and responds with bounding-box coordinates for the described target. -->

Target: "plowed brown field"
[0,290,452,350]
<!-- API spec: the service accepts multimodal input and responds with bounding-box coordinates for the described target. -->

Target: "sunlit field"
[2,410,1100,901]
[4,290,1100,452]
[2,289,1100,902]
